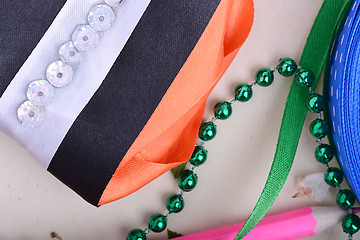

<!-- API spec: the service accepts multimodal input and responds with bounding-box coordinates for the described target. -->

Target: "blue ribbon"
[328,0,360,200]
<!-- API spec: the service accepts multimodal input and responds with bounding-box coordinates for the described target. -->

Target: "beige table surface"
[0,0,357,239]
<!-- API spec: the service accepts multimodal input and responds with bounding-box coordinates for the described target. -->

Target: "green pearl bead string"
[294,68,314,87]
[307,93,326,113]
[306,82,358,239]
[255,68,274,87]
[234,83,253,102]
[214,101,232,120]
[126,58,357,240]
[315,144,334,164]
[178,170,198,192]
[126,229,147,240]
[189,145,207,167]
[309,119,329,139]
[198,121,217,141]
[277,58,297,77]
[324,167,344,187]
[343,214,360,235]
[166,194,185,213]
[148,214,168,233]
[337,190,356,210]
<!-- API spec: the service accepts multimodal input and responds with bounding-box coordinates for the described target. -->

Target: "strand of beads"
[291,60,360,238]
[127,57,359,239]
[126,58,303,240]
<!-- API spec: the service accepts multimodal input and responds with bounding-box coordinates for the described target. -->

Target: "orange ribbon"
[99,0,254,206]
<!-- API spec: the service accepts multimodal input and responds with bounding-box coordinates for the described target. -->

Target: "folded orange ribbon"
[99,0,254,205]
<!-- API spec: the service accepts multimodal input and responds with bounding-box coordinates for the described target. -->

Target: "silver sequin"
[17,101,45,128]
[88,4,115,32]
[72,25,100,52]
[59,41,83,66]
[104,0,123,7]
[46,61,73,87]
[27,80,55,106]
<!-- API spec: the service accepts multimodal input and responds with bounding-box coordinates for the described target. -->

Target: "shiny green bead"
[309,119,328,139]
[166,194,184,213]
[307,93,326,113]
[315,144,334,164]
[294,68,314,87]
[337,189,356,210]
[178,170,198,192]
[234,84,253,102]
[324,167,343,187]
[277,58,297,77]
[189,145,207,167]
[342,214,360,234]
[198,121,217,141]
[255,68,274,87]
[126,229,147,240]
[214,101,232,120]
[148,214,167,233]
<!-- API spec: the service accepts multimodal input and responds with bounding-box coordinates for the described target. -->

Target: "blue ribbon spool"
[328,1,360,200]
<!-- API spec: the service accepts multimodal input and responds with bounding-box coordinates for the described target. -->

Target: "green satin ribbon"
[235,0,354,239]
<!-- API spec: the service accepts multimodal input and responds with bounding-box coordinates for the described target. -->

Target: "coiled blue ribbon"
[328,0,360,200]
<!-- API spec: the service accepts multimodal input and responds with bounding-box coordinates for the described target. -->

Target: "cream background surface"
[0,0,357,239]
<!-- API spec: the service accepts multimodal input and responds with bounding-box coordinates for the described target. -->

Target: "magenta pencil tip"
[353,208,360,215]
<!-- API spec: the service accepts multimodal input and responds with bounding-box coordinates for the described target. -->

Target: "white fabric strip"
[0,0,151,168]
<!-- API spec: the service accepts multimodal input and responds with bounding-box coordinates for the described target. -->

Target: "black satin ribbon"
[0,0,67,96]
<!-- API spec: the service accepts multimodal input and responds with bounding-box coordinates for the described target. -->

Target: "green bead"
[294,68,314,87]
[342,214,360,234]
[309,119,328,139]
[277,58,297,77]
[189,145,207,167]
[214,101,232,120]
[307,93,326,113]
[166,194,184,213]
[337,189,356,210]
[234,84,253,102]
[255,68,274,87]
[127,229,147,240]
[324,167,343,187]
[315,144,334,164]
[178,170,198,192]
[148,214,167,233]
[198,121,217,141]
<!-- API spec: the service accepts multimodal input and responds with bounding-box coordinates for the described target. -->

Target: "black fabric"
[0,0,67,96]
[49,0,221,205]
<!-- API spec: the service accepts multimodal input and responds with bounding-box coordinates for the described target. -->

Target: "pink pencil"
[174,207,360,240]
